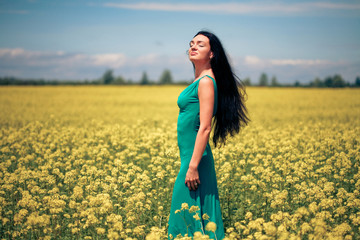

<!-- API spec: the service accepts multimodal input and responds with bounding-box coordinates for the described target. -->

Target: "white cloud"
[0,48,24,57]
[0,48,192,81]
[104,2,360,15]
[92,54,127,68]
[269,59,333,66]
[0,48,50,58]
[244,56,263,65]
[243,55,341,67]
[311,2,360,10]
[234,55,358,83]
[0,48,127,68]
[134,54,161,65]
[0,48,358,83]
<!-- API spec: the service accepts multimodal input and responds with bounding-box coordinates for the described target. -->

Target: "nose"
[190,44,197,51]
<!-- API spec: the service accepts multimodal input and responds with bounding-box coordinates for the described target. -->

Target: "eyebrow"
[190,40,205,44]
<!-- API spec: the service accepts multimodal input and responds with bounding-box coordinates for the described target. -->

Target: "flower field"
[0,86,359,239]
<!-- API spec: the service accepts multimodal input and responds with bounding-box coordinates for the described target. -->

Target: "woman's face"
[188,34,213,63]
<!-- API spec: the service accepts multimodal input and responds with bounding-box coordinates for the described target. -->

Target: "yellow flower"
[96,227,106,234]
[193,231,209,240]
[1,86,359,239]
[193,213,200,221]
[181,203,189,210]
[189,205,200,213]
[202,213,210,221]
[205,222,217,232]
[107,230,120,240]
[300,222,312,235]
[2,217,10,225]
[245,212,253,220]
[263,222,277,236]
[13,209,28,225]
[145,226,165,240]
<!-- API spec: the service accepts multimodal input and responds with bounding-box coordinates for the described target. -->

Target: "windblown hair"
[194,31,250,147]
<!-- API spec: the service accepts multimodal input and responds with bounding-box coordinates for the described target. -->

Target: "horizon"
[0,0,359,84]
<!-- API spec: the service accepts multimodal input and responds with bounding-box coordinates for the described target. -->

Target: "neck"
[194,62,213,80]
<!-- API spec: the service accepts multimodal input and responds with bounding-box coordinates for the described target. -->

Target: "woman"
[168,31,250,239]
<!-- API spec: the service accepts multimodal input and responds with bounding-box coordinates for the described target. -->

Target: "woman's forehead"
[191,34,209,43]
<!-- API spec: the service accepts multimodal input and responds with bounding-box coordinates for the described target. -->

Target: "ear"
[210,52,214,59]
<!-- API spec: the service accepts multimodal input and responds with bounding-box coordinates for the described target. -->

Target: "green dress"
[168,75,225,239]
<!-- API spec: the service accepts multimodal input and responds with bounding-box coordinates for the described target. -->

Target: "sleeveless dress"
[168,75,225,240]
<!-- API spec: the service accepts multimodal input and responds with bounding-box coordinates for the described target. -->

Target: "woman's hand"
[185,166,201,191]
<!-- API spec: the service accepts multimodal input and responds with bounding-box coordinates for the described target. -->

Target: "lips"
[190,52,197,56]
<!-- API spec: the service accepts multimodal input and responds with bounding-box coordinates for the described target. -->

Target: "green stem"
[198,214,205,235]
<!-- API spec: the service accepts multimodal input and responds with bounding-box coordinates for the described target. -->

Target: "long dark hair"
[194,31,250,147]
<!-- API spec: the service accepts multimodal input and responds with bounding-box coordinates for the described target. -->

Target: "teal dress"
[168,75,225,239]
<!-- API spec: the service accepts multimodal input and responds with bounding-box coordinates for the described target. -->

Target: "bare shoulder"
[198,76,215,100]
[198,75,215,90]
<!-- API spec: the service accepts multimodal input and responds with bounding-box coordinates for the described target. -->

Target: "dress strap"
[204,75,215,81]
[197,75,216,83]
[194,75,217,89]
[201,75,216,87]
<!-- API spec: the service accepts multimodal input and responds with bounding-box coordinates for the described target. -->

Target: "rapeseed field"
[0,86,359,239]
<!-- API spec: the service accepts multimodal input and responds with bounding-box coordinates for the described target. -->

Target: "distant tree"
[311,77,324,87]
[324,76,333,87]
[323,74,346,88]
[140,71,150,85]
[355,76,360,87]
[92,78,102,85]
[102,69,114,84]
[270,75,279,87]
[113,75,126,85]
[332,74,346,88]
[177,79,192,85]
[258,73,268,86]
[243,77,251,86]
[294,81,301,87]
[159,69,173,84]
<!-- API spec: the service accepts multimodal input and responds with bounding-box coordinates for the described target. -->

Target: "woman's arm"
[185,76,215,191]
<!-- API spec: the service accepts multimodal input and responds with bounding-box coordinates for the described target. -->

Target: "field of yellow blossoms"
[0,86,359,240]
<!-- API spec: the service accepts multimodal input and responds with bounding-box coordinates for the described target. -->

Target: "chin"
[189,56,201,62]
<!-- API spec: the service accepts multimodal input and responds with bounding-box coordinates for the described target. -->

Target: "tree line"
[1,69,359,88]
[244,73,360,88]
[0,69,178,86]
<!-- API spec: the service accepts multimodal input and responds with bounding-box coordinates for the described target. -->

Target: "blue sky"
[0,0,359,84]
